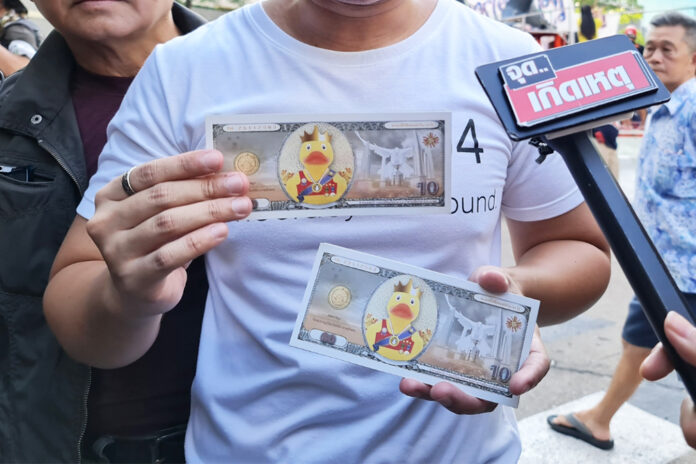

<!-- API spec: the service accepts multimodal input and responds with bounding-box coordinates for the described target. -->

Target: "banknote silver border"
[205,112,452,220]
[289,243,540,407]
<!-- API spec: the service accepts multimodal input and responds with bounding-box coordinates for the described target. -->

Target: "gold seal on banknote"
[234,152,260,176]
[328,285,351,310]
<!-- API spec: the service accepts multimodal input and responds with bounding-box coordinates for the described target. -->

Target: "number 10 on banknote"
[206,113,451,219]
[290,244,540,407]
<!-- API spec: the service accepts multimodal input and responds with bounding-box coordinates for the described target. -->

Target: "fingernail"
[666,311,693,339]
[201,150,221,170]
[210,223,228,239]
[231,197,251,215]
[224,174,244,192]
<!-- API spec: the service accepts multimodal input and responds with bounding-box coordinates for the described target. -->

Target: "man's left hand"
[399,265,550,414]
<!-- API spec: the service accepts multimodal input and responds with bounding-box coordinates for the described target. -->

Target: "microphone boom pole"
[549,131,696,402]
[476,35,696,401]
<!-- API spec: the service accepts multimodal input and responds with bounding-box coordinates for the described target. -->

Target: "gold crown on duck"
[300,126,332,143]
[393,279,423,298]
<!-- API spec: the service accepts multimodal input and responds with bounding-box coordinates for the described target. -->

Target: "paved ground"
[513,136,696,463]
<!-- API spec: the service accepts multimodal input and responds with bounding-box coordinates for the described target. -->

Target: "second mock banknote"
[290,244,540,407]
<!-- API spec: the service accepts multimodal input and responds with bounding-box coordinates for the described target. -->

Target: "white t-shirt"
[79,1,583,462]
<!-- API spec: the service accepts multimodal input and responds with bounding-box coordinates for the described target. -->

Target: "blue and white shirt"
[634,77,696,293]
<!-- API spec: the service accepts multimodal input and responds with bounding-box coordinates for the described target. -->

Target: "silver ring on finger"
[121,167,137,196]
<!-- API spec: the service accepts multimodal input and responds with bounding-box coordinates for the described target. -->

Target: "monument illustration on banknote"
[290,244,540,406]
[206,113,451,219]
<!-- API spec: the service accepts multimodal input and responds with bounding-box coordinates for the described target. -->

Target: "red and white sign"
[502,51,657,127]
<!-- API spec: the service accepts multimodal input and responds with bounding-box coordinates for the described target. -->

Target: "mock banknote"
[205,113,451,219]
[289,244,540,407]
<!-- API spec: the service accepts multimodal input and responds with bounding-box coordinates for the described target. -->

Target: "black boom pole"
[549,131,696,401]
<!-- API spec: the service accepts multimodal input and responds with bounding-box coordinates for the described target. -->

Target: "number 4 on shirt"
[457,119,484,164]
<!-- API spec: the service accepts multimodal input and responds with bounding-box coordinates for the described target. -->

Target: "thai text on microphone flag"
[501,50,658,127]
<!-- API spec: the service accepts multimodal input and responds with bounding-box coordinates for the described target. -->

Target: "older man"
[0,1,207,462]
[550,11,696,451]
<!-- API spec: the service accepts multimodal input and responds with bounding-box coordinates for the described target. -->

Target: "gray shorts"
[622,293,696,348]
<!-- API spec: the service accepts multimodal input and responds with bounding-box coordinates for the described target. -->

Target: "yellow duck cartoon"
[282,126,350,205]
[364,279,431,362]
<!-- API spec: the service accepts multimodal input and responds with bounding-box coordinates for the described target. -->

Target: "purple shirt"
[70,66,133,178]
[71,67,200,439]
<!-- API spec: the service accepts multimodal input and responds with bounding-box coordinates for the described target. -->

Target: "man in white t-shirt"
[44,0,611,461]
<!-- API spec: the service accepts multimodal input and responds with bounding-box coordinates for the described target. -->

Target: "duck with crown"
[364,278,432,362]
[282,125,351,205]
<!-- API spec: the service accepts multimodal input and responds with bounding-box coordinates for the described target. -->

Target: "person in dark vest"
[0,1,207,462]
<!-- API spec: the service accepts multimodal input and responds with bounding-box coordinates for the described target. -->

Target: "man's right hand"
[87,149,251,317]
[44,149,251,368]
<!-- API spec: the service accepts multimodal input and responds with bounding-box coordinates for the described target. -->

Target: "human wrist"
[502,265,531,297]
[100,269,163,328]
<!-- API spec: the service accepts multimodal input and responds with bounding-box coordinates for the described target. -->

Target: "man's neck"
[263,0,437,52]
[65,21,180,78]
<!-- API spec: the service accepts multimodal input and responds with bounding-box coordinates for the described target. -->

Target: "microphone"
[476,35,696,402]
